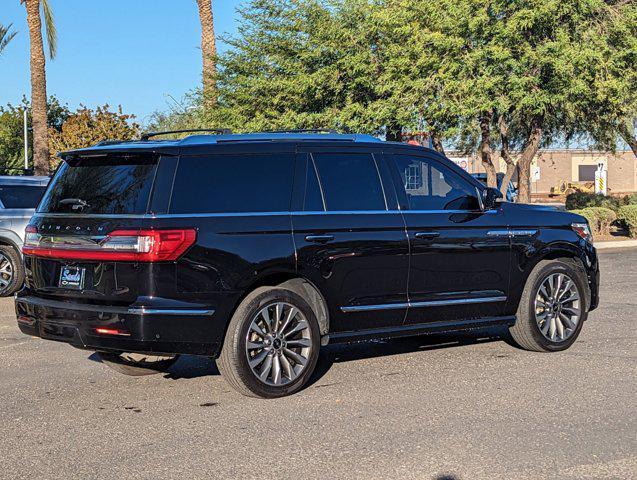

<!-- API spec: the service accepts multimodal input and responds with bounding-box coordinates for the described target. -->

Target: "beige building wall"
[448,150,637,195]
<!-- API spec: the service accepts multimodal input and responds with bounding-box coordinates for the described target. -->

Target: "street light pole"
[23,108,28,172]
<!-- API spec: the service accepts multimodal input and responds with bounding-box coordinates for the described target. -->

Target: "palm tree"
[196,0,217,108]
[0,23,17,55]
[22,0,56,176]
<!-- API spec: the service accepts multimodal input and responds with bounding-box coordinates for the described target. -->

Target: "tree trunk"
[431,132,445,155]
[516,123,543,203]
[498,116,516,200]
[618,121,637,158]
[479,112,497,188]
[25,0,50,176]
[197,0,217,109]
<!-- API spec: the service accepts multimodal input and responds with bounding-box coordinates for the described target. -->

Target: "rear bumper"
[15,293,222,356]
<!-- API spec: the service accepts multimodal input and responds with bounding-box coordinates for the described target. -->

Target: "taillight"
[22,227,197,262]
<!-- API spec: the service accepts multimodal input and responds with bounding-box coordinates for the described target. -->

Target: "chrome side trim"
[341,296,507,313]
[511,229,538,236]
[487,230,511,237]
[341,302,409,312]
[127,308,215,316]
[409,296,507,308]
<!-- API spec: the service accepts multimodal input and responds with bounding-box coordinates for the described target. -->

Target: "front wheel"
[217,287,321,398]
[510,259,588,352]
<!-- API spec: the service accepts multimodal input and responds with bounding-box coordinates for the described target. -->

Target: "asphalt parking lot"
[0,249,635,480]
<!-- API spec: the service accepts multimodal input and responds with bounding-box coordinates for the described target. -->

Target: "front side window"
[393,155,479,210]
[170,153,294,214]
[312,153,386,211]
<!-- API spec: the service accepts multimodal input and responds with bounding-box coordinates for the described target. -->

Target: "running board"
[325,316,516,345]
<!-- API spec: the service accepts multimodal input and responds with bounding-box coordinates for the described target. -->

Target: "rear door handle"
[414,231,440,240]
[305,234,334,243]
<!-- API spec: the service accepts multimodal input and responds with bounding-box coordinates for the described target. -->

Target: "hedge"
[565,192,622,212]
[570,207,617,236]
[617,205,637,238]
[623,193,637,206]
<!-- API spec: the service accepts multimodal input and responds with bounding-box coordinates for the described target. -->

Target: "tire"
[0,245,24,297]
[217,287,321,398]
[97,352,180,376]
[509,259,588,352]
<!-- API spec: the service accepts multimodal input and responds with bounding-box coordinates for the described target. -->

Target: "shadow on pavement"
[306,325,509,388]
[90,324,510,383]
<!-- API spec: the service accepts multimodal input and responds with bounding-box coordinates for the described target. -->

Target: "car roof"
[0,175,49,186]
[60,132,384,158]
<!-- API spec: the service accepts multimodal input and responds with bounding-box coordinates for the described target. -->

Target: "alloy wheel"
[245,302,313,386]
[534,273,582,342]
[0,252,13,293]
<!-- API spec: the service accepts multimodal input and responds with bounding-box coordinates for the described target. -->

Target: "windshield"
[38,157,158,215]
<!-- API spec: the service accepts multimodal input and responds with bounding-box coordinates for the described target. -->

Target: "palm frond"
[41,0,57,59]
[0,23,17,55]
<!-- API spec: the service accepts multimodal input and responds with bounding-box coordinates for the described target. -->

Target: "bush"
[571,207,617,236]
[565,192,622,212]
[623,193,637,206]
[617,205,637,238]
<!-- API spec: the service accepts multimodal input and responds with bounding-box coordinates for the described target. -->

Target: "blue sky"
[0,0,243,124]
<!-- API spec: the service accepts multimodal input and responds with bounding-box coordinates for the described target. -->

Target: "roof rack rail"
[260,129,341,134]
[140,128,233,141]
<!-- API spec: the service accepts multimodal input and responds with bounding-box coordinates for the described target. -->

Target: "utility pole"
[23,108,29,172]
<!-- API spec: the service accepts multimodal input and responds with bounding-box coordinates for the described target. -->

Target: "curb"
[595,239,637,250]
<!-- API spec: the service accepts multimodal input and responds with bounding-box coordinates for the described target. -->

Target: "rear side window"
[312,153,386,211]
[38,157,158,215]
[170,153,295,214]
[0,185,46,208]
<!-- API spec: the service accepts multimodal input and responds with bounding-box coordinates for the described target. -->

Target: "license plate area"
[59,266,86,290]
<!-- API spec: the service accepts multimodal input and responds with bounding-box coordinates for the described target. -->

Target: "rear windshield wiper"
[58,198,89,209]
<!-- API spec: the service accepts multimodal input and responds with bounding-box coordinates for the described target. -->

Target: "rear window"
[170,154,294,214]
[0,185,46,209]
[38,157,157,215]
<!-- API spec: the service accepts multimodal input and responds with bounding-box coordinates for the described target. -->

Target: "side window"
[0,185,46,208]
[303,158,325,211]
[170,153,294,214]
[312,153,386,211]
[393,156,479,210]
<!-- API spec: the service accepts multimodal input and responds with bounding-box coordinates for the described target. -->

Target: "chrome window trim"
[33,208,499,219]
[341,296,507,313]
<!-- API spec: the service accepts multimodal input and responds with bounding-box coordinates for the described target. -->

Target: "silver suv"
[0,176,49,296]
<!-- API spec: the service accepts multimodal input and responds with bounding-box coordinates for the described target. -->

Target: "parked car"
[472,172,518,202]
[16,131,599,398]
[0,175,49,296]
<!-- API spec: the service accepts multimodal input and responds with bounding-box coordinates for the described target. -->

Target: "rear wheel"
[510,259,587,352]
[218,287,320,398]
[97,352,179,376]
[0,245,23,297]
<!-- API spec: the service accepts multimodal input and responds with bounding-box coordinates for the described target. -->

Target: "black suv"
[16,132,599,398]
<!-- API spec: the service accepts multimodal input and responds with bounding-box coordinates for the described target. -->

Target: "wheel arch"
[232,271,329,337]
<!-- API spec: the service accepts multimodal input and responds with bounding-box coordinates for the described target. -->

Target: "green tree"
[205,0,401,137]
[48,104,140,167]
[0,23,17,55]
[0,96,69,174]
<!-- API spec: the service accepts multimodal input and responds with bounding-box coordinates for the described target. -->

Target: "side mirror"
[482,187,503,210]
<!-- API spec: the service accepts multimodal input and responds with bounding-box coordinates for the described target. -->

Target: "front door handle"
[414,231,440,240]
[305,234,334,244]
